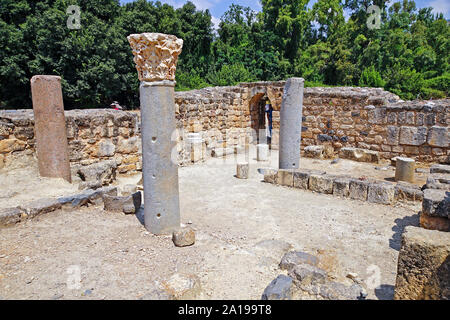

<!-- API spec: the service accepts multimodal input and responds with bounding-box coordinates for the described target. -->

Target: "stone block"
[349,179,369,201]
[103,192,142,215]
[97,140,115,157]
[304,145,324,159]
[339,147,380,163]
[261,275,294,300]
[399,126,427,146]
[0,207,25,226]
[394,226,450,300]
[420,214,450,232]
[309,174,333,194]
[278,169,294,187]
[395,183,423,202]
[427,126,448,148]
[236,162,249,179]
[368,182,395,205]
[319,282,367,300]
[430,164,450,174]
[426,174,450,191]
[77,160,117,186]
[263,169,279,184]
[333,177,350,197]
[19,198,62,219]
[386,126,400,145]
[422,189,449,218]
[172,227,195,247]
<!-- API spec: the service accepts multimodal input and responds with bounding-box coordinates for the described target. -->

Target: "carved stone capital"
[128,33,183,82]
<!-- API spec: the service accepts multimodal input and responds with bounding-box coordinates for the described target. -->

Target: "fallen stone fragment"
[172,227,195,247]
[263,169,278,184]
[0,207,25,226]
[304,145,324,159]
[261,275,294,300]
[425,174,450,191]
[394,226,450,300]
[420,213,450,232]
[319,282,367,300]
[77,160,117,186]
[103,192,142,215]
[289,264,328,286]
[339,147,379,163]
[162,273,201,300]
[279,251,319,271]
[58,187,118,209]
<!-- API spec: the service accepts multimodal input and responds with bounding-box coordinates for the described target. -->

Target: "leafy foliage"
[0,0,448,109]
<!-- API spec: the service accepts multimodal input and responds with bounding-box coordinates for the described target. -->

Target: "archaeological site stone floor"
[0,148,422,300]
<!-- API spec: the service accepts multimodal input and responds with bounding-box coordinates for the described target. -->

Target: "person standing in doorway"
[265,100,273,148]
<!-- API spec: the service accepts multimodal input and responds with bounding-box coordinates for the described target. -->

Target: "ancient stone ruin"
[0,33,448,301]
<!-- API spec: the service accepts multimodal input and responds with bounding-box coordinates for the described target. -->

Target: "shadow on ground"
[389,213,420,251]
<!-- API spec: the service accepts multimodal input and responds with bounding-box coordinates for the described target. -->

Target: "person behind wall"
[265,101,273,148]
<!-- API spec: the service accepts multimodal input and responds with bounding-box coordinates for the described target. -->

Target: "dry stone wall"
[0,82,448,174]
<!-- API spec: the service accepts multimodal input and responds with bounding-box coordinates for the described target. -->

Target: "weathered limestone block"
[309,174,334,194]
[394,226,449,300]
[293,171,309,190]
[31,75,72,183]
[58,186,118,209]
[127,33,183,82]
[339,147,380,163]
[257,144,269,161]
[0,207,25,226]
[236,162,249,179]
[420,214,450,232]
[399,126,427,146]
[349,179,370,201]
[368,182,395,205]
[386,126,400,145]
[263,169,279,184]
[304,145,324,159]
[0,138,27,153]
[77,160,117,186]
[121,184,137,196]
[97,140,116,157]
[427,126,448,148]
[395,157,415,183]
[172,227,195,247]
[333,177,350,197]
[431,164,450,174]
[426,174,450,191]
[103,192,142,215]
[261,275,294,300]
[422,189,449,218]
[19,198,62,219]
[278,169,294,187]
[395,182,424,202]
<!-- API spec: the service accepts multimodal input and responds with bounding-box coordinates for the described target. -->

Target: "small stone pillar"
[395,157,415,183]
[30,75,71,183]
[236,162,249,179]
[128,33,183,235]
[279,78,304,170]
[257,144,269,161]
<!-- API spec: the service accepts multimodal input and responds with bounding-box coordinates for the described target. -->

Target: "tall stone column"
[30,75,71,183]
[279,78,304,170]
[128,33,183,235]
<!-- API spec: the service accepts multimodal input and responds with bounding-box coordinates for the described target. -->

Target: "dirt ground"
[0,148,422,300]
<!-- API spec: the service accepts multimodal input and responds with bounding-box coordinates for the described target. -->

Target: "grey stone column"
[128,33,183,235]
[279,78,304,170]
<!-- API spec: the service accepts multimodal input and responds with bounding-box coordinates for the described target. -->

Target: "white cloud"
[211,16,220,30]
[430,0,450,16]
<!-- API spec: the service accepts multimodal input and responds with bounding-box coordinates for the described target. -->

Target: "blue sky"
[120,0,449,26]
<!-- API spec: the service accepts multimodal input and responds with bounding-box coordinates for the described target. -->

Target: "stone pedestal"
[30,75,71,183]
[128,33,183,235]
[395,157,415,183]
[257,144,269,161]
[236,162,249,179]
[279,78,304,170]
